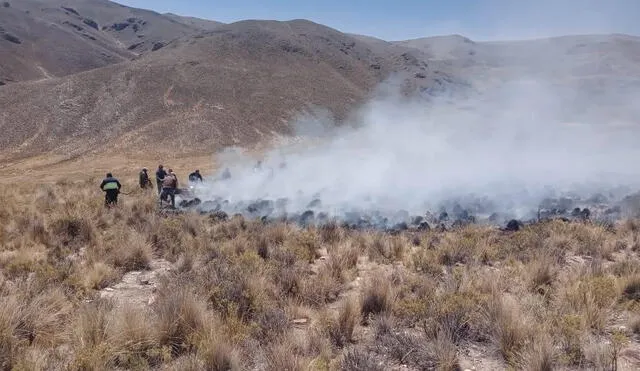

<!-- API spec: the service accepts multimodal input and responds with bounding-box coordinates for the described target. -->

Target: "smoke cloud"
[190,73,640,227]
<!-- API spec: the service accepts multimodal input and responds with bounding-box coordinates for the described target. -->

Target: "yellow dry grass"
[0,153,218,185]
[1,164,640,370]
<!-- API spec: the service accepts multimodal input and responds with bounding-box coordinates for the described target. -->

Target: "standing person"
[139,168,152,189]
[155,164,166,196]
[253,160,262,173]
[188,169,203,183]
[220,168,231,180]
[100,172,122,207]
[160,169,178,208]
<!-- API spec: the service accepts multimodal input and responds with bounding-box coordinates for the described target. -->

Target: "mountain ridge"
[1,0,640,165]
[0,16,441,162]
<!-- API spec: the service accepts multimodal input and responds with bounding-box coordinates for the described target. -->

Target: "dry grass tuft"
[0,296,22,370]
[559,274,617,332]
[320,222,344,245]
[70,299,114,369]
[340,347,383,371]
[166,354,203,370]
[630,315,640,335]
[256,308,290,343]
[265,339,308,371]
[154,285,208,356]
[526,253,558,296]
[482,293,531,365]
[108,305,161,368]
[109,229,153,272]
[196,326,241,371]
[199,342,240,371]
[361,276,394,322]
[432,328,461,371]
[300,265,343,306]
[19,288,72,348]
[326,241,360,283]
[621,275,640,302]
[12,346,58,371]
[49,213,94,253]
[0,245,48,279]
[374,323,437,369]
[81,262,119,290]
[321,299,360,349]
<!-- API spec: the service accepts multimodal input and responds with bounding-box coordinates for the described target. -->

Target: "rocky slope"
[0,0,220,84]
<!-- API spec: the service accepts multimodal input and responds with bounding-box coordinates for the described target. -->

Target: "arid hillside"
[0,0,221,84]
[0,18,438,164]
[164,12,223,31]
[1,1,640,171]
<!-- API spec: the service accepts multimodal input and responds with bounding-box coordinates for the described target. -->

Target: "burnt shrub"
[2,33,21,44]
[83,18,99,30]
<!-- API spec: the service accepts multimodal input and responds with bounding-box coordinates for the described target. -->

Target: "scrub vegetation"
[1,176,640,370]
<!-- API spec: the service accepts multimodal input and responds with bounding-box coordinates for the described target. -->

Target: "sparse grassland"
[1,175,640,370]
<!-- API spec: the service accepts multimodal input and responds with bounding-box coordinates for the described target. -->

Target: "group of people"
[99,165,204,208]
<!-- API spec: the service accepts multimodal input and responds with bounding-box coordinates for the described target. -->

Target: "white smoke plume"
[191,75,640,226]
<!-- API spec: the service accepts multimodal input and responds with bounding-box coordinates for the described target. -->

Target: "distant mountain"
[0,18,438,162]
[397,33,640,76]
[0,0,221,84]
[164,12,224,31]
[396,33,640,124]
[1,0,639,164]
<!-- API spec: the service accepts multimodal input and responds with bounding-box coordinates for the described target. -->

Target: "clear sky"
[116,0,640,41]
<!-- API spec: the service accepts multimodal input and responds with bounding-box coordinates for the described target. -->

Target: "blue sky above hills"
[117,0,640,41]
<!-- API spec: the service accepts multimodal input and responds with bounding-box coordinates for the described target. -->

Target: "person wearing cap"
[155,164,167,196]
[139,167,152,189]
[100,172,122,207]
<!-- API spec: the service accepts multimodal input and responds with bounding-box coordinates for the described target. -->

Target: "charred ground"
[2,173,640,370]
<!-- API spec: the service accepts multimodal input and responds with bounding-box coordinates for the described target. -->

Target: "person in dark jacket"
[139,168,152,189]
[155,165,167,195]
[188,169,203,183]
[100,173,122,207]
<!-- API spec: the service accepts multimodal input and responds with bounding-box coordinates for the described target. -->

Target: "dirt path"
[98,258,173,308]
[309,247,379,314]
[36,65,53,80]
[328,257,379,313]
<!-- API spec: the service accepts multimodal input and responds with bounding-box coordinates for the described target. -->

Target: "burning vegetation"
[1,176,640,370]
